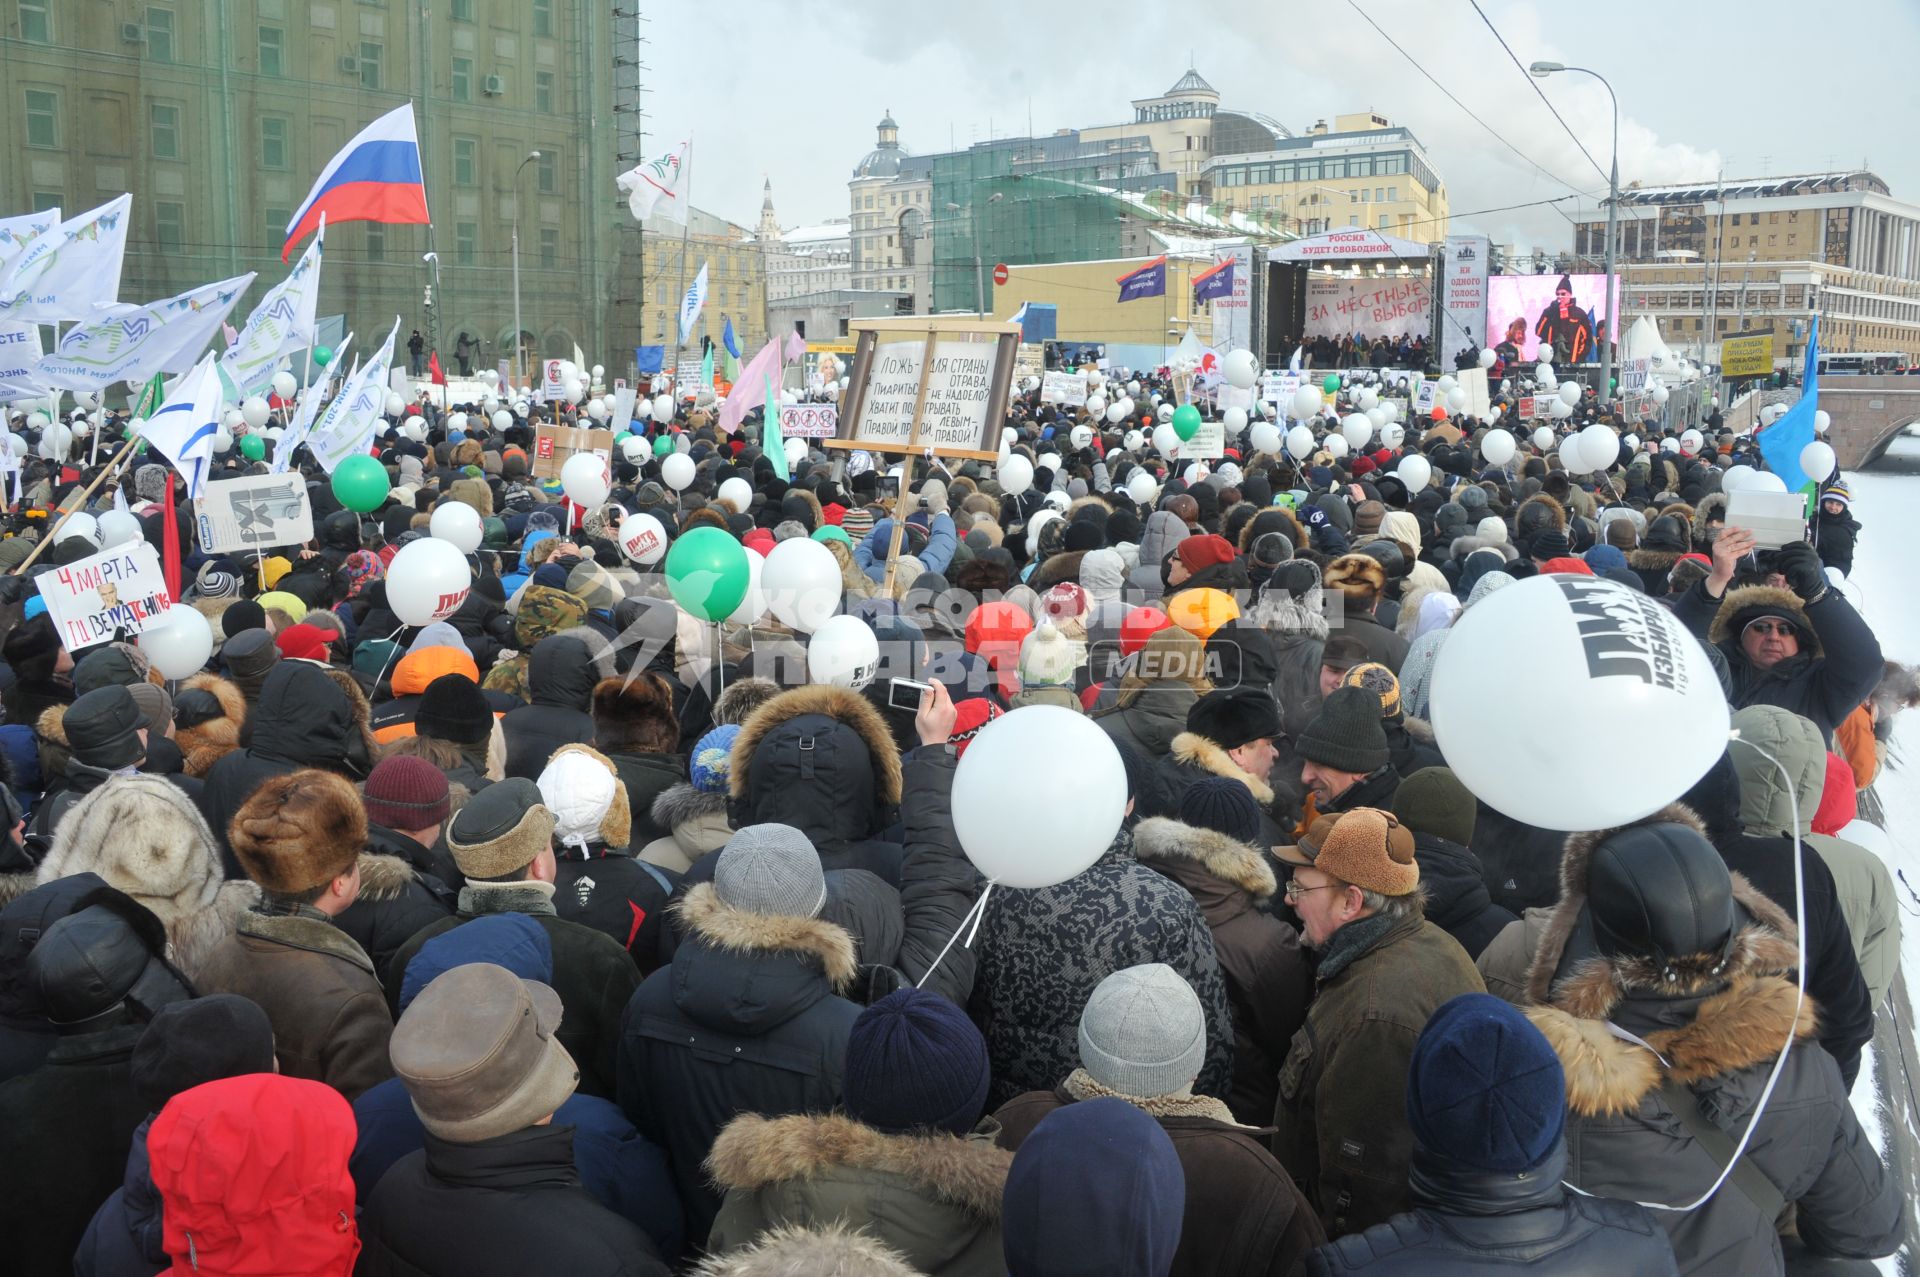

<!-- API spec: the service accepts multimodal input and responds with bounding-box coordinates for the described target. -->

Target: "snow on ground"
[1834,431,1920,1276]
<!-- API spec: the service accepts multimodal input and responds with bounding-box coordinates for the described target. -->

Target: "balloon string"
[369,623,407,691]
[915,879,995,990]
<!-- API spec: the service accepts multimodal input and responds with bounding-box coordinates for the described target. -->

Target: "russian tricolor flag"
[283,104,430,261]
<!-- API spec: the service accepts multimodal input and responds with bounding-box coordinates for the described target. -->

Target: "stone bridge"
[1728,376,1920,469]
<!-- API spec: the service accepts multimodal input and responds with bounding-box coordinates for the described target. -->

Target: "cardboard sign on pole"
[828,318,1020,463]
[194,473,315,554]
[532,425,615,479]
[39,542,175,652]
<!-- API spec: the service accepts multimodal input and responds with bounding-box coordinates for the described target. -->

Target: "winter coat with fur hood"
[1127,510,1191,601]
[994,1076,1326,1277]
[501,633,609,779]
[171,673,246,777]
[617,882,863,1242]
[332,846,457,988]
[638,782,731,874]
[706,1112,1011,1277]
[1134,816,1309,1127]
[32,774,258,983]
[1673,578,1881,739]
[1511,806,1901,1277]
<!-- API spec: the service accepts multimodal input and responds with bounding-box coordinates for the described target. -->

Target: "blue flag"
[1192,257,1234,304]
[635,345,664,374]
[722,315,741,360]
[1755,315,1819,492]
[1116,256,1167,303]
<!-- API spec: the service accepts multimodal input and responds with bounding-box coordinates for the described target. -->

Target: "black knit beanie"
[1295,685,1390,773]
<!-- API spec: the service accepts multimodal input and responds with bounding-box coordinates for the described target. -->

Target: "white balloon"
[386,538,473,627]
[606,514,667,569]
[265,426,284,442]
[661,452,696,491]
[138,606,214,680]
[1651,385,1670,405]
[1548,397,1573,420]
[784,436,809,467]
[591,363,605,380]
[1155,403,1174,424]
[1126,378,1142,396]
[1720,466,1751,494]
[1356,386,1379,410]
[1558,435,1591,473]
[1123,429,1144,451]
[1325,434,1349,459]
[1291,385,1324,420]
[620,435,650,464]
[1579,423,1618,471]
[1660,437,1681,454]
[1222,406,1248,434]
[97,509,142,548]
[652,394,675,423]
[1480,428,1516,466]
[405,414,425,434]
[1222,348,1259,390]
[1070,425,1094,450]
[1085,393,1107,416]
[558,360,579,384]
[1746,470,1789,493]
[1761,403,1786,424]
[56,512,99,546]
[1536,362,1555,382]
[1430,574,1728,830]
[1477,347,1497,369]
[717,476,753,514]
[1104,403,1128,427]
[491,409,513,433]
[807,615,879,689]
[384,392,406,417]
[1342,413,1372,450]
[1680,429,1704,455]
[1285,424,1315,460]
[240,396,270,429]
[1814,410,1831,435]
[1249,422,1282,455]
[560,452,610,507]
[1126,471,1158,504]
[1381,422,1405,450]
[727,547,768,624]
[1116,395,1136,419]
[271,371,298,400]
[73,390,98,410]
[586,397,609,420]
[1558,381,1583,408]
[448,412,469,433]
[1436,375,1457,394]
[1532,426,1555,451]
[761,537,842,632]
[1446,386,1470,414]
[481,369,501,387]
[998,455,1034,496]
[951,705,1127,888]
[1152,423,1181,455]
[1397,455,1432,490]
[221,409,244,430]
[211,428,234,454]
[429,501,484,553]
[1623,434,1640,452]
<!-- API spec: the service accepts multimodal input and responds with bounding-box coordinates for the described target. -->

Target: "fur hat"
[590,674,678,755]
[229,770,368,895]
[448,778,557,879]
[1708,585,1817,654]
[536,744,632,852]
[1324,553,1388,605]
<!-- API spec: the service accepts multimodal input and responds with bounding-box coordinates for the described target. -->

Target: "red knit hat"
[949,698,1003,757]
[821,502,848,526]
[1351,455,1378,477]
[1539,557,1594,576]
[1119,606,1175,657]
[1175,534,1235,574]
[1041,582,1088,622]
[963,601,1033,667]
[274,623,332,663]
[1813,751,1858,836]
[361,755,452,832]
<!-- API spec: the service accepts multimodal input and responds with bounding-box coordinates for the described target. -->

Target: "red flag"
[428,351,446,385]
[160,472,182,603]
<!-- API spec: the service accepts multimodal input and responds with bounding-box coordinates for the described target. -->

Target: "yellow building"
[1201,113,1449,243]
[991,255,1215,355]
[638,206,767,365]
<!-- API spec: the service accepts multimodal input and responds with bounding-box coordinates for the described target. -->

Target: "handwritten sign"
[779,404,838,438]
[39,542,174,652]
[1040,370,1089,406]
[194,472,315,554]
[853,340,995,450]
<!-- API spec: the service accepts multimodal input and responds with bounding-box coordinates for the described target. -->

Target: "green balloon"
[239,434,266,461]
[312,346,333,368]
[612,431,632,448]
[1171,403,1202,442]
[664,526,749,621]
[652,434,674,458]
[331,453,390,512]
[1322,374,1341,395]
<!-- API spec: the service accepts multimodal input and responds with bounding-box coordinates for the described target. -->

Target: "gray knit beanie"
[1077,963,1207,1098]
[714,824,826,918]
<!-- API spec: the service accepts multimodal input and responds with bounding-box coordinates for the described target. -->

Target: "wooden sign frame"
[821,317,1020,464]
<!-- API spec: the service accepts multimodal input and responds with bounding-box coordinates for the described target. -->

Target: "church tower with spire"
[755,176,782,243]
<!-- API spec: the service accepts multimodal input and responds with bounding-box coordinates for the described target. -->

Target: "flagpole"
[665,137,694,396]
[8,432,143,576]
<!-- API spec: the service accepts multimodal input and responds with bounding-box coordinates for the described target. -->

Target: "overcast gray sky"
[639,0,1919,251]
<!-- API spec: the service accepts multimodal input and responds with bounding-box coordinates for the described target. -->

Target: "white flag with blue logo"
[678,262,708,346]
[39,273,254,391]
[308,317,398,472]
[222,218,325,397]
[141,353,224,500]
[273,332,354,474]
[0,195,132,323]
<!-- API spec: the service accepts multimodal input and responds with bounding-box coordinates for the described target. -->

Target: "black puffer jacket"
[199,660,377,875]
[1306,1142,1678,1275]
[604,751,683,848]
[359,1126,671,1277]
[617,882,862,1241]
[501,634,605,779]
[1673,580,1881,739]
[727,685,904,885]
[1410,832,1516,961]
[334,845,457,988]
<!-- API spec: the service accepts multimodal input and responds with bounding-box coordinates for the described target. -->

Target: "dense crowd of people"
[0,358,1908,1277]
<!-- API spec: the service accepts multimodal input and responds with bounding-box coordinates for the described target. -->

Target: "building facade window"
[23,88,59,149]
[18,0,51,43]
[539,228,558,268]
[259,26,283,76]
[455,221,476,264]
[259,115,288,169]
[452,57,472,102]
[532,0,553,37]
[367,224,386,262]
[156,201,184,250]
[31,191,61,212]
[146,7,173,63]
[535,71,554,113]
[536,151,555,193]
[360,42,383,89]
[150,102,180,159]
[452,137,477,186]
[266,206,290,249]
[450,0,473,18]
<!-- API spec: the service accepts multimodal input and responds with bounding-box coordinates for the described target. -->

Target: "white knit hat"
[534,744,631,851]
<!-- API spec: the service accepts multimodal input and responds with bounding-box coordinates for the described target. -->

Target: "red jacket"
[147,1074,360,1276]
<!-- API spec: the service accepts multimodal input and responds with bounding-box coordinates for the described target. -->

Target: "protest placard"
[194,472,315,554]
[779,404,838,438]
[39,542,174,652]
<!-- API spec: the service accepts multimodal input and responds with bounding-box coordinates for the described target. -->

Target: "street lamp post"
[1531,61,1619,403]
[511,150,541,388]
